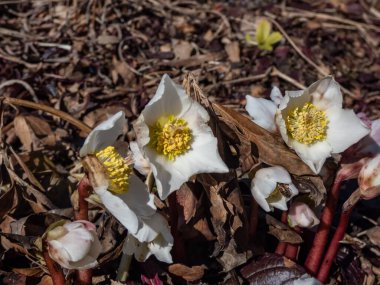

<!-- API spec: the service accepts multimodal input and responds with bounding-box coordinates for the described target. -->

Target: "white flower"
[251,166,298,212]
[46,220,101,269]
[276,77,370,174]
[133,74,229,200]
[122,212,173,263]
[80,112,173,262]
[245,86,282,133]
[292,274,322,285]
[358,154,380,200]
[288,202,319,228]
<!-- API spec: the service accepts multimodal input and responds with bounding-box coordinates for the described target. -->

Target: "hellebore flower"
[251,166,298,212]
[358,154,380,200]
[245,86,283,133]
[46,220,101,270]
[80,111,173,263]
[276,77,370,174]
[288,202,320,228]
[133,74,229,200]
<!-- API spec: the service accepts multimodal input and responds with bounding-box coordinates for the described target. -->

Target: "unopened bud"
[358,154,380,199]
[288,202,319,228]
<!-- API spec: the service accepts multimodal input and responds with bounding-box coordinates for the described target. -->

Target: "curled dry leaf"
[366,227,380,247]
[266,215,303,244]
[240,253,306,284]
[168,263,205,282]
[176,183,198,223]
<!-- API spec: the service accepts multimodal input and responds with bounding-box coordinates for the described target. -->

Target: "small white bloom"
[80,112,173,262]
[245,86,282,133]
[122,212,173,263]
[276,77,370,174]
[133,74,229,200]
[358,154,380,199]
[251,166,298,212]
[288,202,319,228]
[46,220,101,270]
[292,274,322,285]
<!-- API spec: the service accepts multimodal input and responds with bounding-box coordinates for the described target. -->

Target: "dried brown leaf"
[168,263,205,281]
[225,41,240,63]
[176,183,198,223]
[266,215,303,244]
[13,116,39,151]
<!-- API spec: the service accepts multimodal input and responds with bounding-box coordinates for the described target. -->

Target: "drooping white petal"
[80,111,126,157]
[147,233,173,263]
[117,175,156,218]
[94,185,141,236]
[130,141,151,175]
[325,107,370,153]
[293,274,322,285]
[133,212,170,243]
[290,140,332,174]
[309,77,343,111]
[270,195,288,211]
[245,95,277,133]
[251,186,271,212]
[141,74,192,126]
[269,86,283,105]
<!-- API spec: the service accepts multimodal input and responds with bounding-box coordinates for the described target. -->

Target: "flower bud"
[288,202,319,228]
[46,220,102,269]
[358,154,380,199]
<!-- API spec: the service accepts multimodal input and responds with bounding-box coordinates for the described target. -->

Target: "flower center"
[95,146,131,194]
[286,103,328,144]
[150,115,192,160]
[266,183,291,204]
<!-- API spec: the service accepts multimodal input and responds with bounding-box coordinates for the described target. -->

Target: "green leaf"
[266,31,282,45]
[258,43,273,51]
[256,19,271,45]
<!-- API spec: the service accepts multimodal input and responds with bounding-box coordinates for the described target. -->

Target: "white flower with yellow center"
[276,77,370,174]
[251,166,299,212]
[80,111,173,263]
[133,74,229,200]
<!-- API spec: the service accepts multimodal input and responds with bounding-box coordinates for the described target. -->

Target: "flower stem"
[43,241,65,285]
[117,253,133,282]
[304,174,343,275]
[317,207,353,283]
[74,177,92,285]
[275,211,288,255]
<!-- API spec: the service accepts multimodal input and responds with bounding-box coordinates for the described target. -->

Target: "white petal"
[251,185,271,212]
[134,212,173,244]
[293,274,322,285]
[141,74,192,126]
[69,256,98,270]
[48,240,71,268]
[309,77,343,111]
[79,111,125,157]
[117,175,156,218]
[270,195,288,211]
[130,141,151,176]
[59,228,93,262]
[326,108,370,153]
[269,86,283,106]
[290,140,332,174]
[245,95,277,133]
[94,186,140,235]
[147,233,173,263]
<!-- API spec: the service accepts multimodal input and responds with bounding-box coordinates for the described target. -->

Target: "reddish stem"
[275,211,288,255]
[74,177,92,285]
[285,226,302,261]
[317,207,353,283]
[249,198,259,238]
[304,174,343,275]
[43,242,65,285]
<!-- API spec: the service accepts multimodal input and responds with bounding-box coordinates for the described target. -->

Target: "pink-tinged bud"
[46,220,102,269]
[288,202,319,228]
[358,154,380,200]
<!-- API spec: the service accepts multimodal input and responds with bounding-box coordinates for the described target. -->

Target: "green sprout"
[249,18,283,51]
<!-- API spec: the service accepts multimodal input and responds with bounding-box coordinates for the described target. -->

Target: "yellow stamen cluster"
[286,103,328,145]
[95,146,131,194]
[150,115,192,160]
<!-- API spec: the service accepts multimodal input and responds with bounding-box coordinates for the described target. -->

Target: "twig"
[0,79,38,102]
[271,68,306,89]
[43,241,65,285]
[2,97,92,135]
